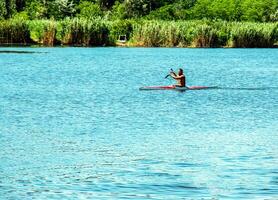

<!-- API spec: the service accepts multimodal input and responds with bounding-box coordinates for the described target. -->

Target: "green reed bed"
[28,20,56,45]
[0,19,277,47]
[107,20,133,44]
[192,21,231,47]
[130,20,230,47]
[0,19,31,44]
[230,22,278,47]
[55,18,132,46]
[131,21,193,47]
[56,18,110,46]
[130,20,277,47]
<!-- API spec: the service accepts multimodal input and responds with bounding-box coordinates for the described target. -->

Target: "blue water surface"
[0,47,277,199]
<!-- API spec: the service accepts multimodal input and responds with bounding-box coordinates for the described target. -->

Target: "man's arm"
[170,73,184,80]
[170,72,177,79]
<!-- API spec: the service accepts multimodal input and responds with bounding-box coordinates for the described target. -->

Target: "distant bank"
[0,19,277,48]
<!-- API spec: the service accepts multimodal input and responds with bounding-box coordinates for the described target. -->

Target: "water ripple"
[0,47,277,199]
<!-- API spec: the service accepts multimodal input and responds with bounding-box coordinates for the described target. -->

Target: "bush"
[108,20,133,44]
[25,1,46,20]
[0,18,277,47]
[230,22,277,47]
[77,1,103,19]
[28,20,56,45]
[0,0,7,19]
[56,18,109,46]
[0,19,31,44]
[48,0,76,20]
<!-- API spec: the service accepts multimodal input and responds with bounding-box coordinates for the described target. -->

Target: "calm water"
[0,47,277,199]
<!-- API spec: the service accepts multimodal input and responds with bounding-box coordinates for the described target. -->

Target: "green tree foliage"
[110,1,126,19]
[0,0,7,19]
[48,0,76,19]
[146,0,197,20]
[187,0,277,22]
[77,1,103,18]
[0,0,277,22]
[5,0,17,18]
[270,9,278,22]
[209,0,241,21]
[147,4,176,20]
[124,0,151,18]
[12,10,29,20]
[123,0,177,18]
[99,0,116,9]
[25,1,46,19]
[15,0,25,11]
[241,0,278,22]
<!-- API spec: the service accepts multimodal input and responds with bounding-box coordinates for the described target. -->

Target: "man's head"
[178,68,183,75]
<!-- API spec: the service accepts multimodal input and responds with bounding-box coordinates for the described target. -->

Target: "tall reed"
[56,18,109,46]
[107,20,133,44]
[0,19,30,44]
[0,18,277,47]
[131,20,199,47]
[130,20,277,48]
[192,21,230,47]
[28,20,56,46]
[230,22,278,47]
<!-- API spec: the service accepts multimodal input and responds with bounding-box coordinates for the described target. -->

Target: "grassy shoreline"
[0,19,277,48]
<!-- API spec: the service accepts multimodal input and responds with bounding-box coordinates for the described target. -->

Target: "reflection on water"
[0,47,277,200]
[0,50,44,54]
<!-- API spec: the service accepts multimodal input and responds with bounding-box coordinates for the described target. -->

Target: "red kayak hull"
[139,85,216,91]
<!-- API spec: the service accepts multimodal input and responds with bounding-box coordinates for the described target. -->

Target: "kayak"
[139,85,217,91]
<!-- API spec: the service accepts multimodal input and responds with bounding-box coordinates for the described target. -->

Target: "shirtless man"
[170,68,186,87]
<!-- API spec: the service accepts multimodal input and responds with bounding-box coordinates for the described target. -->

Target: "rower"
[170,68,186,87]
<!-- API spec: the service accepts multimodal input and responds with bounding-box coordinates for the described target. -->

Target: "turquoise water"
[0,47,277,199]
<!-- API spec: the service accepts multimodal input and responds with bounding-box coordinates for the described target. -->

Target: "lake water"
[0,47,277,199]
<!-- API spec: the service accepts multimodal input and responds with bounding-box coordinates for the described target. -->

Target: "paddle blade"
[165,74,170,79]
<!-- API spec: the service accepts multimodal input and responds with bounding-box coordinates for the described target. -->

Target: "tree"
[77,1,103,18]
[48,0,76,19]
[0,0,7,19]
[186,0,212,20]
[178,0,197,9]
[124,0,150,18]
[241,0,278,22]
[99,0,116,9]
[15,0,25,12]
[5,0,17,18]
[25,1,46,19]
[270,9,278,21]
[110,1,126,19]
[209,0,241,21]
[146,4,176,20]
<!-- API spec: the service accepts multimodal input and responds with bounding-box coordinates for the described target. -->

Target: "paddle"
[164,68,175,79]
